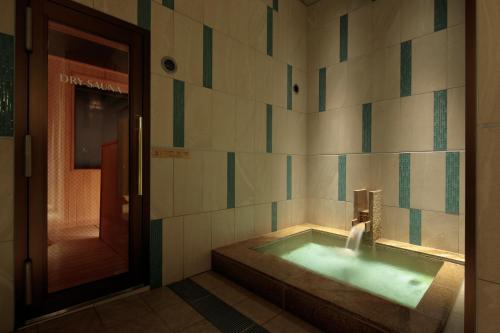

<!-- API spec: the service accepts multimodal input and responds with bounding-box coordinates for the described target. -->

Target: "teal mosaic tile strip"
[287,64,293,111]
[227,152,235,209]
[399,153,411,208]
[203,25,213,89]
[340,14,348,62]
[273,0,279,11]
[362,103,372,153]
[173,79,185,148]
[446,152,460,215]
[409,209,422,246]
[150,219,163,289]
[267,7,273,57]
[0,33,14,137]
[434,0,447,32]
[400,41,412,97]
[434,90,447,151]
[138,0,151,30]
[287,156,292,200]
[266,104,273,153]
[272,202,278,232]
[319,67,326,112]
[338,155,346,201]
[162,0,174,9]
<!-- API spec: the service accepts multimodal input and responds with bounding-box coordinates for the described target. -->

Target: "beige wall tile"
[400,93,434,152]
[308,69,319,114]
[448,25,466,89]
[235,206,255,241]
[410,152,446,212]
[174,13,203,85]
[370,154,399,207]
[347,55,372,106]
[233,41,256,99]
[255,52,274,104]
[248,0,267,54]
[381,206,409,243]
[372,0,400,50]
[151,74,173,148]
[326,62,348,110]
[229,0,250,43]
[448,0,465,27]
[273,61,288,108]
[286,0,307,70]
[235,98,256,152]
[213,31,235,94]
[371,44,400,102]
[372,99,401,153]
[308,20,340,71]
[203,0,230,34]
[307,0,347,29]
[292,199,308,225]
[307,199,332,227]
[458,214,465,255]
[292,155,307,199]
[94,0,137,24]
[308,155,338,200]
[151,2,174,77]
[202,151,227,212]
[272,107,289,154]
[254,102,267,153]
[163,217,183,285]
[0,0,14,35]
[185,84,212,149]
[175,0,203,22]
[421,210,459,252]
[412,30,447,94]
[271,154,287,202]
[183,213,211,277]
[293,68,307,113]
[278,200,292,230]
[346,154,371,202]
[254,203,272,235]
[273,1,288,62]
[211,90,236,151]
[255,153,273,204]
[348,0,372,12]
[337,105,362,154]
[478,279,500,333]
[173,151,203,215]
[448,86,465,151]
[0,139,13,242]
[288,112,307,155]
[236,153,256,207]
[151,158,174,220]
[348,5,373,59]
[400,0,434,42]
[211,209,235,248]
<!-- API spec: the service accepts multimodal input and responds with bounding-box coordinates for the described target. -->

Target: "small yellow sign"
[151,147,190,159]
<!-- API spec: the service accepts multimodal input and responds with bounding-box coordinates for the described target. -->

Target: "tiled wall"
[306,0,466,254]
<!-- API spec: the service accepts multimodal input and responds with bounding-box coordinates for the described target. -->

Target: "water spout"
[345,223,365,252]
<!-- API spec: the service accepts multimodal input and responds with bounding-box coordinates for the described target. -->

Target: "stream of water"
[345,223,365,252]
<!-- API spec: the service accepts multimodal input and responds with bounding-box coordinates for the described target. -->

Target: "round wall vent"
[161,56,177,74]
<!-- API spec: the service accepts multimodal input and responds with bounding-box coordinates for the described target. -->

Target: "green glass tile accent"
[362,103,372,153]
[340,14,348,62]
[162,0,174,9]
[0,33,14,137]
[399,153,411,208]
[267,7,273,57]
[287,64,293,110]
[203,25,213,89]
[409,209,422,246]
[434,0,447,32]
[272,202,278,232]
[273,0,279,11]
[319,67,326,112]
[227,152,235,209]
[173,79,185,148]
[287,155,292,200]
[150,219,163,289]
[138,0,151,30]
[434,90,447,151]
[446,152,460,215]
[266,104,273,153]
[338,155,346,201]
[400,41,412,97]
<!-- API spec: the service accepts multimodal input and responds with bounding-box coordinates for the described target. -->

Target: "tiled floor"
[18,271,321,333]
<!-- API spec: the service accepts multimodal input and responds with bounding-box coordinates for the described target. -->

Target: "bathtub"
[212,224,464,333]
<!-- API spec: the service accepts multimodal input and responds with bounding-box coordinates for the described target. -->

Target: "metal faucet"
[351,189,382,243]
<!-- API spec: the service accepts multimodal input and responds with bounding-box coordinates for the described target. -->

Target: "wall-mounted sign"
[59,73,124,94]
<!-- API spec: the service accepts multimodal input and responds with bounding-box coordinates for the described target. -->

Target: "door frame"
[14,0,150,327]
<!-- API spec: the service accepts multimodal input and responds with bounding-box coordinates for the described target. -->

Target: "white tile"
[235,98,256,152]
[448,24,466,89]
[448,0,465,27]
[151,158,174,220]
[175,0,203,22]
[400,0,434,42]
[272,107,290,154]
[448,86,465,151]
[211,209,235,248]
[235,153,256,207]
[211,90,236,151]
[348,5,373,59]
[307,155,338,200]
[292,155,307,199]
[478,279,500,333]
[174,13,203,85]
[151,2,174,77]
[151,74,173,148]
[307,199,332,227]
[372,0,400,49]
[94,0,137,24]
[337,105,362,154]
[235,206,255,241]
[163,217,183,285]
[370,154,399,207]
[381,206,409,243]
[346,154,371,202]
[371,44,400,102]
[271,154,287,202]
[183,213,212,277]
[277,200,292,230]
[400,93,434,152]
[254,153,273,204]
[421,210,459,253]
[185,84,212,149]
[173,151,203,216]
[347,55,372,106]
[326,62,348,110]
[410,152,446,212]
[202,151,227,212]
[254,203,272,235]
[288,112,307,155]
[0,139,13,242]
[372,99,401,153]
[255,53,274,104]
[292,199,308,226]
[412,30,447,94]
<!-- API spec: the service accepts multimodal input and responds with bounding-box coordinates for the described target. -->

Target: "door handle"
[138,116,143,196]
